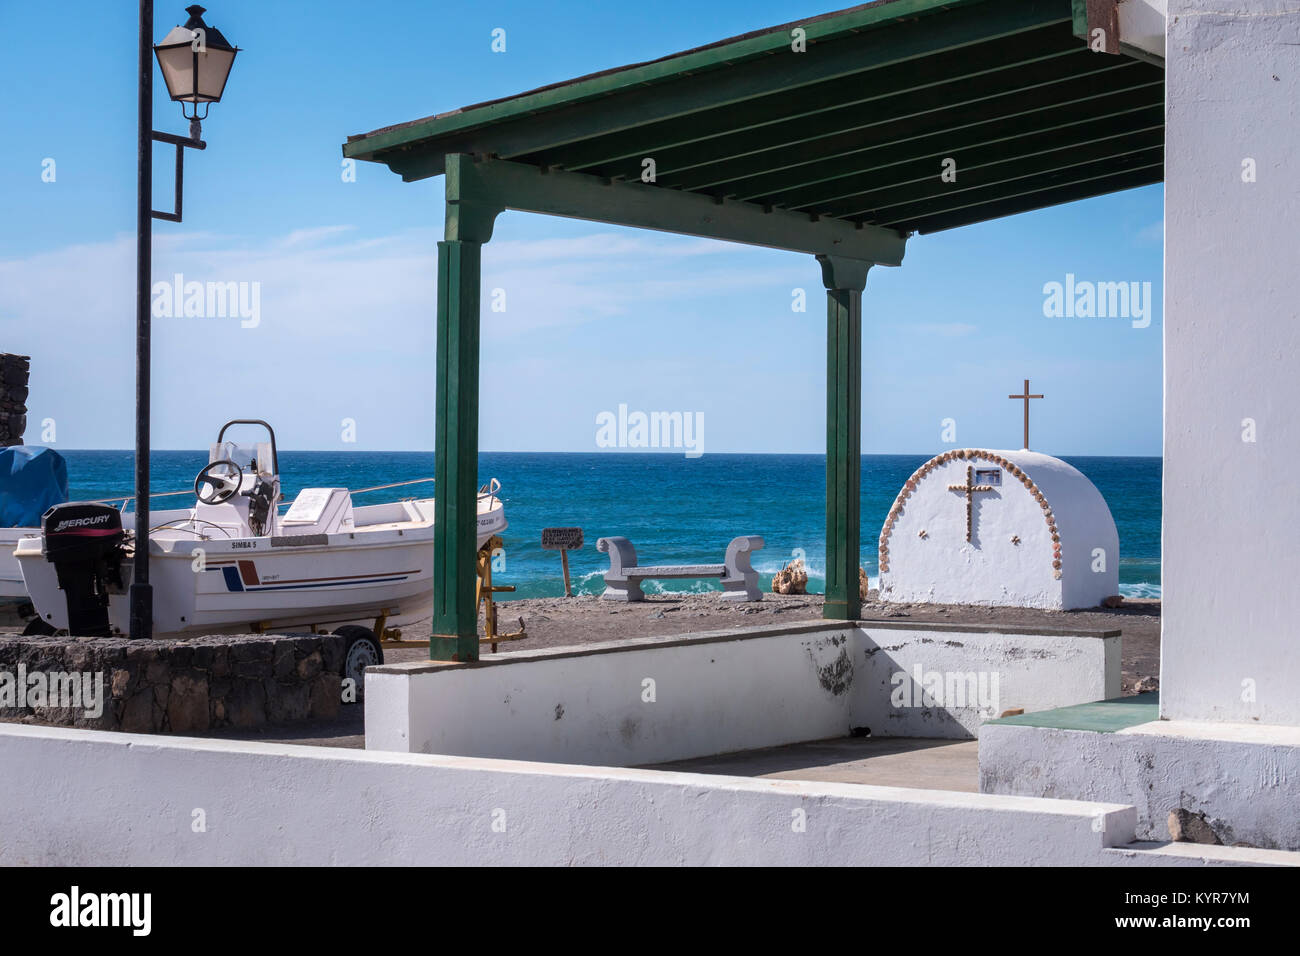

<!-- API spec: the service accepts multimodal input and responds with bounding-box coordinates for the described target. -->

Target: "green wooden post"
[430,239,482,660]
[431,156,502,661]
[819,255,871,621]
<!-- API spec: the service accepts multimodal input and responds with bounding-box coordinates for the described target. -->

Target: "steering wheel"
[195,459,244,505]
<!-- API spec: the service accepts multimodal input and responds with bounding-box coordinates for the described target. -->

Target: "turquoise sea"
[51,451,1161,601]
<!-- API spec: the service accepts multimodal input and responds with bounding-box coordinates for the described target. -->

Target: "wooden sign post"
[541,527,584,597]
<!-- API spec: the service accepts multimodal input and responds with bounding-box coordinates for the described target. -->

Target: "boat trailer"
[373,534,526,652]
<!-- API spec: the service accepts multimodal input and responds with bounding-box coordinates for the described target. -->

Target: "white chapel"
[877,448,1119,610]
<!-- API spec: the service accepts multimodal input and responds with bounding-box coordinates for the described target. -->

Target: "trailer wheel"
[22,616,58,636]
[334,625,384,702]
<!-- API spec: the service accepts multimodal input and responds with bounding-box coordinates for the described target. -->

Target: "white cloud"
[278,225,356,247]
[0,227,809,449]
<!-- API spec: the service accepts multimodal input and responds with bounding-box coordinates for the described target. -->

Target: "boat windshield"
[213,439,269,477]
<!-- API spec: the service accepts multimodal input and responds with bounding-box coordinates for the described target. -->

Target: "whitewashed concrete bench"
[596,535,764,602]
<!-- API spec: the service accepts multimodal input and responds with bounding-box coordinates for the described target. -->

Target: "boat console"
[185,422,282,539]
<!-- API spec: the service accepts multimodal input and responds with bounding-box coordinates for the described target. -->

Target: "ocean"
[53,450,1162,602]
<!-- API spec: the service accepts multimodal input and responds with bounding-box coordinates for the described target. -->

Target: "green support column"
[430,155,502,661]
[430,239,482,660]
[818,255,871,621]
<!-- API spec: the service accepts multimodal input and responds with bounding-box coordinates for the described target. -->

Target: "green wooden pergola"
[343,0,1163,661]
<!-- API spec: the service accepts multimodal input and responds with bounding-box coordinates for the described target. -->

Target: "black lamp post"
[131,3,238,641]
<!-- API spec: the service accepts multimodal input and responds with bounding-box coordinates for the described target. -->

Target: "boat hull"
[0,527,36,604]
[139,532,437,635]
[16,496,505,637]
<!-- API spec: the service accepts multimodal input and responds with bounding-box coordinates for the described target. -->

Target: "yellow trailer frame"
[376,534,525,651]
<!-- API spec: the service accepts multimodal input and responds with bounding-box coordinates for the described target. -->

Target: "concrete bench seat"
[627,564,724,578]
[596,535,763,602]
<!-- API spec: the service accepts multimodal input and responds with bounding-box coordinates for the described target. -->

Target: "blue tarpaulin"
[0,446,69,527]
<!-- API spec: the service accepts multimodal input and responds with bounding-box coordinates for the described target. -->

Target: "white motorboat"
[16,420,506,687]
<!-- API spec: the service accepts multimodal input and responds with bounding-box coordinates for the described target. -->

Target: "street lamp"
[131,3,239,640]
[153,5,239,141]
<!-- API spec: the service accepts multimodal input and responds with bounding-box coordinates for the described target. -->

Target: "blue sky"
[0,0,1163,455]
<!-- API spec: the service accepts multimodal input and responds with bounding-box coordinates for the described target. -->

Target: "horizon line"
[25,447,1165,459]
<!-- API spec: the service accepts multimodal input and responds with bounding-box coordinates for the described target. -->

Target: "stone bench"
[596,535,764,602]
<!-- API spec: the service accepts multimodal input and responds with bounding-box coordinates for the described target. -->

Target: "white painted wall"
[0,723,1141,866]
[856,625,1120,738]
[367,623,859,763]
[879,450,1118,610]
[981,718,1300,851]
[6,723,1291,866]
[368,621,1121,759]
[1162,2,1300,725]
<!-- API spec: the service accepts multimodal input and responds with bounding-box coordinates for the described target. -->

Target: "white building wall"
[1162,2,1300,724]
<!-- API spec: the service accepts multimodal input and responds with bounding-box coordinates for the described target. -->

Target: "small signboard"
[974,469,1002,487]
[541,527,583,597]
[541,527,584,551]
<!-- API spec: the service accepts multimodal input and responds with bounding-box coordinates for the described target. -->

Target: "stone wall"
[0,353,30,446]
[0,634,344,733]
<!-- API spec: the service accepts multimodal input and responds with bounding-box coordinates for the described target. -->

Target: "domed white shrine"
[877,449,1118,610]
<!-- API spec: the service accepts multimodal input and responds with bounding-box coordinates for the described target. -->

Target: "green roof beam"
[823,136,1162,220]
[442,154,907,265]
[902,164,1161,233]
[785,121,1164,214]
[868,151,1163,226]
[732,93,1161,206]
[560,44,1114,183]
[660,59,1155,192]
[541,25,1079,174]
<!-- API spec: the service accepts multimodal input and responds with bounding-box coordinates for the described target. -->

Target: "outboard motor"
[41,503,126,637]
